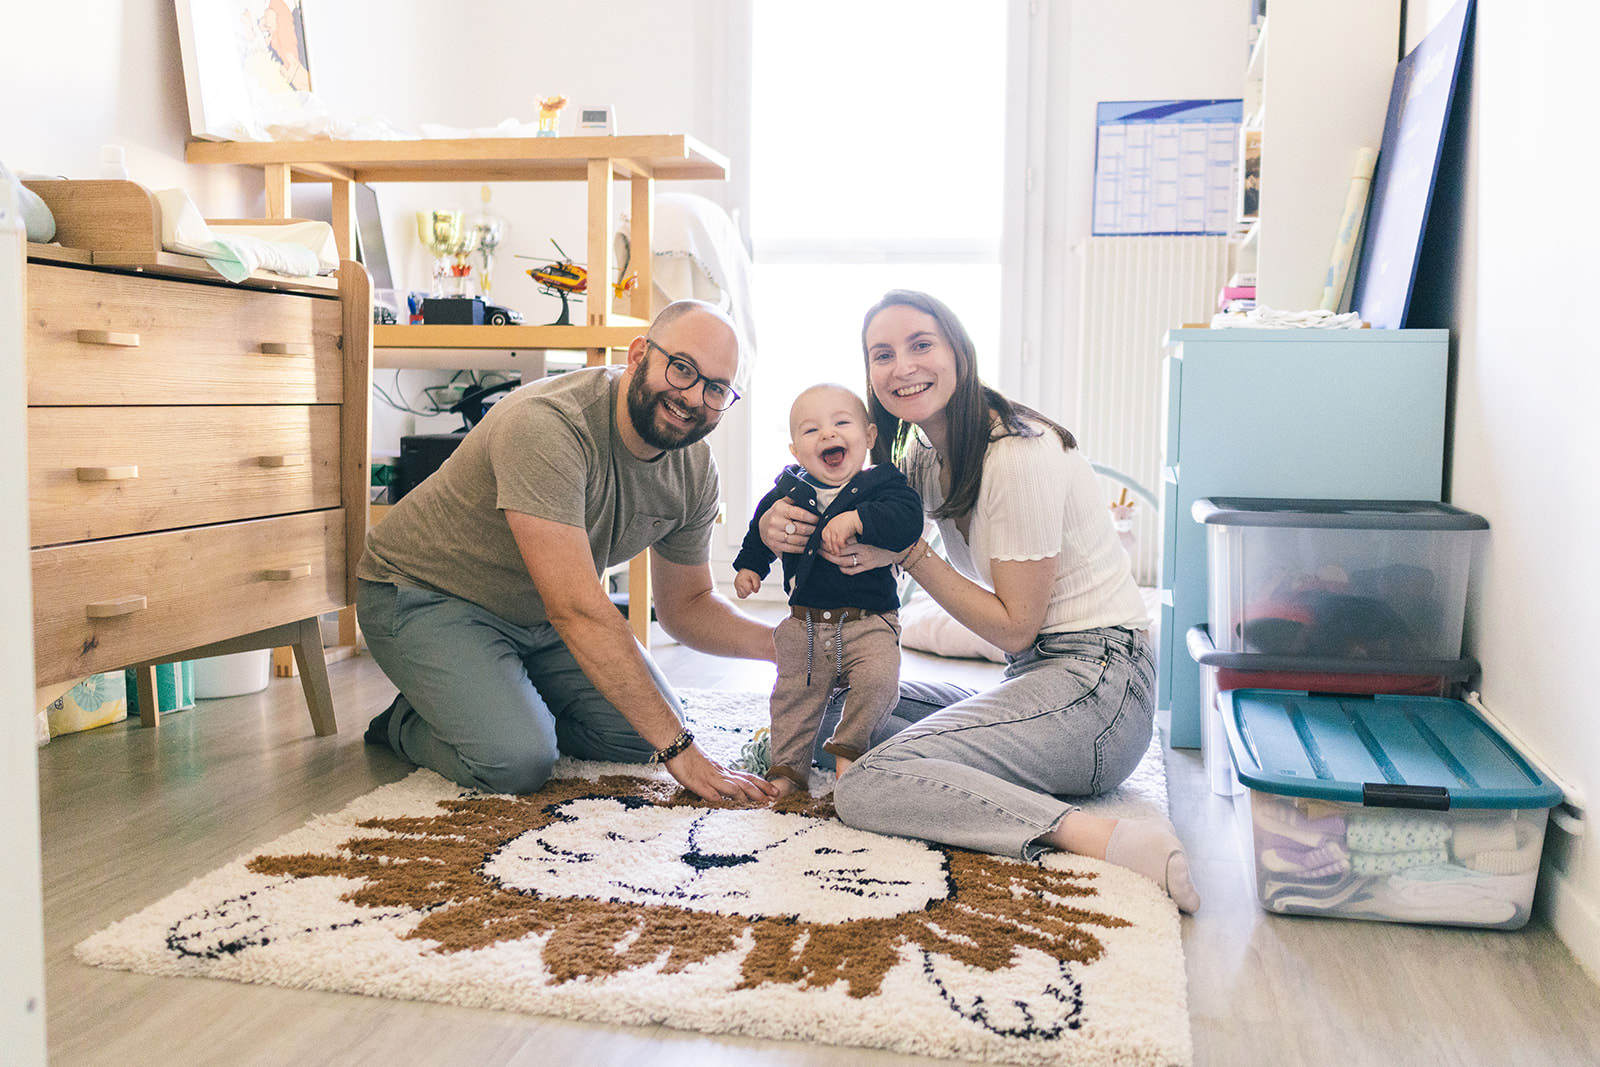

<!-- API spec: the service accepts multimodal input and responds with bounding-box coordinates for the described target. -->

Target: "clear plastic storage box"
[1220,689,1562,929]
[1193,498,1488,661]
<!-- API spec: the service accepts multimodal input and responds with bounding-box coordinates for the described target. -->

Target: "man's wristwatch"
[650,728,694,764]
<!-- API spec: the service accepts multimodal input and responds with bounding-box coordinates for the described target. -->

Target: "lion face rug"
[77,690,1191,1067]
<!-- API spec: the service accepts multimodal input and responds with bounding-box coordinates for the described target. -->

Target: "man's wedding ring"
[784,522,796,535]
[852,554,859,567]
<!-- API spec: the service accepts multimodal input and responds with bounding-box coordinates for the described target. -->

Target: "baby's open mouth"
[820,446,847,466]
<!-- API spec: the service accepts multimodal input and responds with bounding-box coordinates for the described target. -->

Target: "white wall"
[1404,0,1600,977]
[1006,0,1245,428]
[9,0,257,211]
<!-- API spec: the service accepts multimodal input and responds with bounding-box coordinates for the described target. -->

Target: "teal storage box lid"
[1220,690,1563,810]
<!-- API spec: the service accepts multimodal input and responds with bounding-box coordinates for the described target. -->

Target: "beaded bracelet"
[649,727,694,764]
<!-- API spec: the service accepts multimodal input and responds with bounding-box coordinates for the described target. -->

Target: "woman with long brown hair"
[759,289,1197,912]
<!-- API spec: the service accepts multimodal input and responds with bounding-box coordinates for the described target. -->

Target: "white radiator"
[1073,235,1231,586]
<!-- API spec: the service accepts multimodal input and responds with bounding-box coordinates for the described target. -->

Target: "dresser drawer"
[27,264,343,405]
[28,405,341,547]
[31,510,346,686]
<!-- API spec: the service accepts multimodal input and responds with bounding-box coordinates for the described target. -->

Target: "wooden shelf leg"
[630,174,654,319]
[264,163,292,219]
[337,606,358,648]
[586,157,614,327]
[134,663,159,728]
[329,179,355,260]
[628,552,652,649]
[273,646,298,677]
[290,615,338,736]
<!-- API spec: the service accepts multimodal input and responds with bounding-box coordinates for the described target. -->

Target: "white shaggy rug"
[78,689,1191,1066]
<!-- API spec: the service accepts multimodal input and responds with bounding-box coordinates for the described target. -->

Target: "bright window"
[746,2,1008,491]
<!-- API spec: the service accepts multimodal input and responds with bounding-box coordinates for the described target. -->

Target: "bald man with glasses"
[357,300,779,803]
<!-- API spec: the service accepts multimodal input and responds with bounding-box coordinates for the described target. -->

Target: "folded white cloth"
[1211,305,1366,329]
[210,220,339,273]
[154,188,334,282]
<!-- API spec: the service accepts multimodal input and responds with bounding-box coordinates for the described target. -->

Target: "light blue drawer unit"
[1156,328,1448,748]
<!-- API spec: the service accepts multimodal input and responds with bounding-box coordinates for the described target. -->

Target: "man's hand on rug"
[668,744,780,803]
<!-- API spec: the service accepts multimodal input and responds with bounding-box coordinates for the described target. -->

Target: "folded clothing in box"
[1220,689,1563,929]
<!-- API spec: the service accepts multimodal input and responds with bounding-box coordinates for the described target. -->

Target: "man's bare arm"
[650,550,778,662]
[504,510,775,801]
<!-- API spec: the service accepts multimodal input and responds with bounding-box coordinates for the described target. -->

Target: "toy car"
[484,304,523,326]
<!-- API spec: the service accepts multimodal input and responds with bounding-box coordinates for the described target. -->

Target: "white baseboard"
[1538,862,1600,987]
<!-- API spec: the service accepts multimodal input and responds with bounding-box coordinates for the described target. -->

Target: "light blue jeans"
[357,579,669,793]
[831,627,1155,860]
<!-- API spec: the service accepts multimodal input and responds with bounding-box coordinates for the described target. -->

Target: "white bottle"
[96,145,129,180]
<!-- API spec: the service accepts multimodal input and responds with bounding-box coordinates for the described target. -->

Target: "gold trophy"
[416,210,463,297]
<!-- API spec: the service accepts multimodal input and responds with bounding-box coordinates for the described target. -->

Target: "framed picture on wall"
[1237,127,1261,223]
[175,0,315,141]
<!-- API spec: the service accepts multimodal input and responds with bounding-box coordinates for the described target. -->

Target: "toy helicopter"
[516,240,638,325]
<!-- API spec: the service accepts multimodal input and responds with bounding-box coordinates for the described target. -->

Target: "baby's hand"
[734,569,762,599]
[820,512,863,556]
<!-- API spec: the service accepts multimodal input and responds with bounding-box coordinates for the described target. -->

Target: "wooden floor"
[36,610,1600,1066]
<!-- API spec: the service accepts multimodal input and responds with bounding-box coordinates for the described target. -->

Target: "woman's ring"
[784,522,796,535]
[852,554,859,567]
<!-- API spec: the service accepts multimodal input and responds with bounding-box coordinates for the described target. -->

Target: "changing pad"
[155,188,338,282]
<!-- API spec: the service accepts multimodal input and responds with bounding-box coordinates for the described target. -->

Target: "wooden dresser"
[24,250,371,735]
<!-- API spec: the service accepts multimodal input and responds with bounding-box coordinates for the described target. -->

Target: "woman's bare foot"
[834,756,854,777]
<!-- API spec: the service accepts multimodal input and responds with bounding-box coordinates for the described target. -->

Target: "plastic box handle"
[1363,783,1450,810]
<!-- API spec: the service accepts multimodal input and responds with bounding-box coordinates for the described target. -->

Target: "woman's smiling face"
[864,304,958,433]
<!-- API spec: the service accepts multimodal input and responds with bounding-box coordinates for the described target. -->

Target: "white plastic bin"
[193,649,272,699]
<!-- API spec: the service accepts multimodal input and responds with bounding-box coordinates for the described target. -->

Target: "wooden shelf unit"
[188,134,732,646]
[186,134,728,336]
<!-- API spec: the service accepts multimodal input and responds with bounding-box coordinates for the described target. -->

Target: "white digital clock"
[576,104,615,136]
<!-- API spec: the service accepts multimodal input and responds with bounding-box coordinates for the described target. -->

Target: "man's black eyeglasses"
[645,339,741,411]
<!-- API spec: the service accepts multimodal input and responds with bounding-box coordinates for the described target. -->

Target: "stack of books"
[1217,272,1257,314]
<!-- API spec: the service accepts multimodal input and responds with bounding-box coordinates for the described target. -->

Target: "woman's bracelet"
[649,727,695,764]
[898,539,934,575]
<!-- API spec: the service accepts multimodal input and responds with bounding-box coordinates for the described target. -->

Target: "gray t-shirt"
[358,366,721,626]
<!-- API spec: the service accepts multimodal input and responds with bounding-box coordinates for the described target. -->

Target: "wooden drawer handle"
[86,595,147,619]
[259,342,313,356]
[263,564,312,581]
[258,454,306,468]
[76,465,139,482]
[76,329,141,347]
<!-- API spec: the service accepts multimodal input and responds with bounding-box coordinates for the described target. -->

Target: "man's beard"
[626,369,716,451]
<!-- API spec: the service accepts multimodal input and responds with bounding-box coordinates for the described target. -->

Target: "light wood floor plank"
[37,609,1600,1066]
